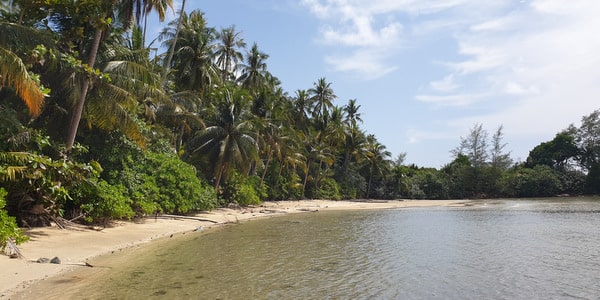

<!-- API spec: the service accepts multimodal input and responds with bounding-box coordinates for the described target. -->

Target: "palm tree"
[155,91,205,151]
[291,89,311,130]
[364,136,392,198]
[65,0,173,149]
[162,10,220,95]
[185,86,258,188]
[215,25,246,82]
[117,0,173,45]
[65,1,118,149]
[238,43,269,89]
[0,47,45,116]
[308,77,336,120]
[162,0,185,84]
[343,98,362,127]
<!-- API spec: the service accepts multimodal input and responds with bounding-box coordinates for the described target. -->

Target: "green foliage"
[584,163,600,195]
[313,177,342,200]
[266,168,304,200]
[74,181,134,223]
[334,165,366,199]
[0,132,103,223]
[505,165,561,197]
[222,173,262,206]
[408,169,450,200]
[0,188,29,252]
[526,132,578,170]
[111,151,218,215]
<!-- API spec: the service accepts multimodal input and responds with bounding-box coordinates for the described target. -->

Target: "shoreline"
[1,199,466,299]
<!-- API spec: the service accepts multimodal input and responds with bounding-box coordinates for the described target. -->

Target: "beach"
[1,199,465,299]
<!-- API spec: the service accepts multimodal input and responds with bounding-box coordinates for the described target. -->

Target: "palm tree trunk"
[215,162,227,188]
[302,158,311,198]
[142,13,148,47]
[259,150,273,188]
[66,26,103,150]
[367,167,373,198]
[162,0,186,85]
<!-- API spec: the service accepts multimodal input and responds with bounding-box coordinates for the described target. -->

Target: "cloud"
[301,0,406,78]
[302,0,600,163]
[429,74,459,92]
[415,93,487,107]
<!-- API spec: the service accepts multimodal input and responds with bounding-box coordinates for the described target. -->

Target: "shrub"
[111,152,218,215]
[222,173,262,206]
[0,188,28,254]
[313,177,342,200]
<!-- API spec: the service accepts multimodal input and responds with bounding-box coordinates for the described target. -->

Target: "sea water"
[19,198,600,299]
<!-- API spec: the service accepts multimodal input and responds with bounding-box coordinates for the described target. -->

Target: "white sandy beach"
[1,199,466,299]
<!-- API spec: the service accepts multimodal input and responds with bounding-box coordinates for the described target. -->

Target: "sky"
[147,0,600,168]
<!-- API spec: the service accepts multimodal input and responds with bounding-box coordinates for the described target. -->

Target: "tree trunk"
[302,158,311,198]
[367,166,373,198]
[215,162,227,188]
[259,150,273,188]
[162,0,186,85]
[66,26,104,150]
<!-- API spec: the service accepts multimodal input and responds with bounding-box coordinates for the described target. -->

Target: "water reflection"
[26,198,600,299]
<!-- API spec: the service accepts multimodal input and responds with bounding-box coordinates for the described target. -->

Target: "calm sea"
[19,198,600,299]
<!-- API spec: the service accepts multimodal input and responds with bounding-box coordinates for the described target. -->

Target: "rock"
[37,257,50,263]
[50,257,61,264]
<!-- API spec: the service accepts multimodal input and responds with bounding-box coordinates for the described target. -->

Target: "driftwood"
[51,215,89,231]
[149,214,219,223]
[3,238,23,258]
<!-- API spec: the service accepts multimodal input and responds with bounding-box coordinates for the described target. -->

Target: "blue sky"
[148,0,600,167]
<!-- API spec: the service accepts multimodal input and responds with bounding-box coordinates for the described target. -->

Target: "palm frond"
[0,22,55,51]
[0,47,45,116]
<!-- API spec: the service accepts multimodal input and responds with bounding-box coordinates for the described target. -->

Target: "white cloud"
[302,0,600,164]
[415,93,487,107]
[429,74,459,92]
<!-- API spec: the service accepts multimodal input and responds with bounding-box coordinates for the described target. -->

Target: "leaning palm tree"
[64,0,173,149]
[185,86,258,188]
[215,25,246,82]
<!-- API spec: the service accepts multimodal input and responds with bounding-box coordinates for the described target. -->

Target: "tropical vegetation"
[0,2,599,251]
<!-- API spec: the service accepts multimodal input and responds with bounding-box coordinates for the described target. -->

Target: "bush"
[74,181,135,224]
[111,152,218,215]
[313,177,342,200]
[222,173,262,206]
[0,188,29,254]
[506,165,561,197]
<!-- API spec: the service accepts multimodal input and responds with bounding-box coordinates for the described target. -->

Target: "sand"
[1,199,466,299]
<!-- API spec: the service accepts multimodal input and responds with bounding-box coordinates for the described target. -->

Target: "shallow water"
[22,198,600,299]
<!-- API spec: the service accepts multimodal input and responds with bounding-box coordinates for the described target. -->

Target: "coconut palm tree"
[162,0,185,84]
[238,43,269,89]
[291,89,311,130]
[162,10,219,95]
[308,77,336,120]
[364,136,392,198]
[0,47,45,116]
[117,0,173,45]
[185,85,258,188]
[215,25,246,82]
[343,98,362,127]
